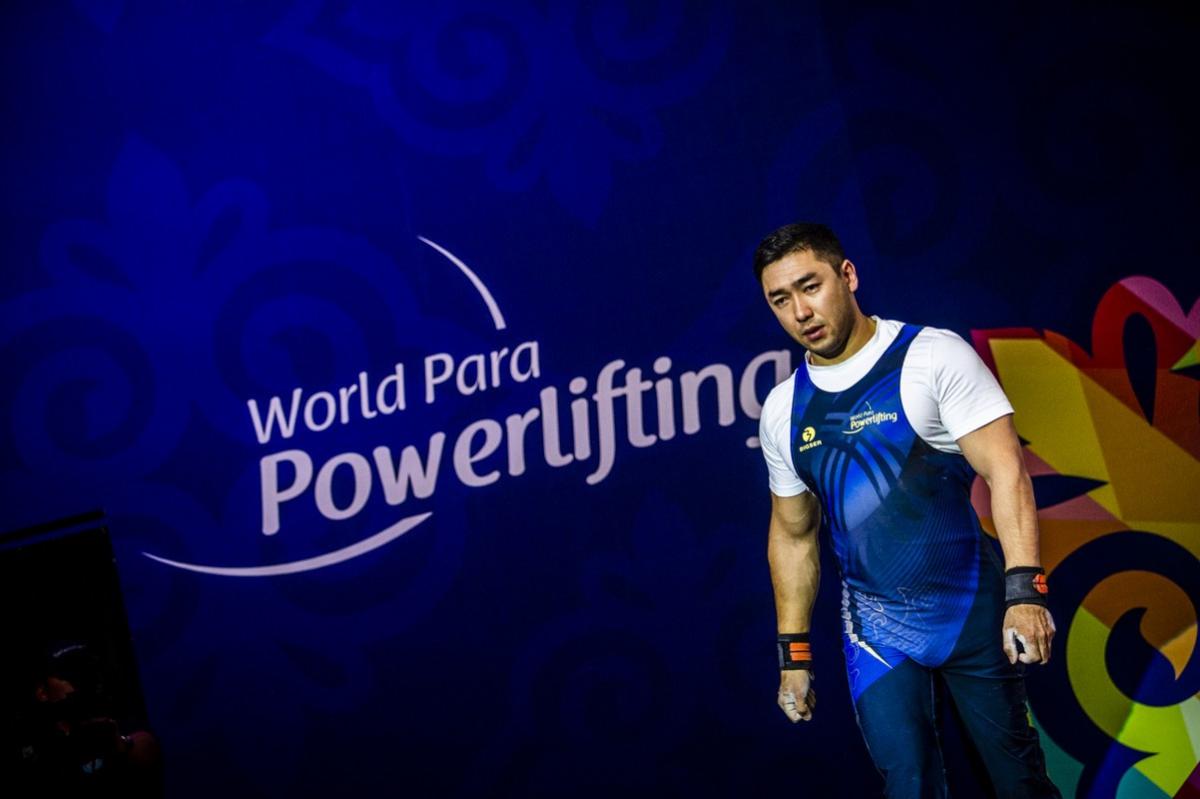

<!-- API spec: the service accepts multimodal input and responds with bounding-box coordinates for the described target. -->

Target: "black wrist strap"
[777,633,812,671]
[1005,566,1049,609]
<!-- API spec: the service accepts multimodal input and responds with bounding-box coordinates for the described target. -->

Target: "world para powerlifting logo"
[143,238,795,577]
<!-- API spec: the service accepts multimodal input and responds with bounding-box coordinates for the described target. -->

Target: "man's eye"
[804,284,820,294]
[773,297,788,307]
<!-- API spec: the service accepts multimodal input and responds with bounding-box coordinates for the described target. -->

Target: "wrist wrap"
[777,633,812,670]
[1005,566,1049,609]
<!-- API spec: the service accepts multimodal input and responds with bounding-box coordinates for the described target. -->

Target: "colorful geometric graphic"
[971,277,1200,798]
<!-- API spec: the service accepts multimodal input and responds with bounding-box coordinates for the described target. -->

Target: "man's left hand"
[1002,604,1056,664]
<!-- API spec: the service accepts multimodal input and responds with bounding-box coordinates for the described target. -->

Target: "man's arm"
[768,490,822,721]
[957,414,1056,665]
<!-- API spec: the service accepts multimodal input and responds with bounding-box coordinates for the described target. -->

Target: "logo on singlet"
[798,425,822,452]
[843,402,898,435]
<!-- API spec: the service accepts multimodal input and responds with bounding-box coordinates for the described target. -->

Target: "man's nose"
[792,297,813,322]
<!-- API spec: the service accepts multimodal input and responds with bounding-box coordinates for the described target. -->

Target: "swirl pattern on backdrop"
[267,0,731,223]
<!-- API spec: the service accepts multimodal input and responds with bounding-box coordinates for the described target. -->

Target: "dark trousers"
[845,541,1061,797]
[853,656,1061,798]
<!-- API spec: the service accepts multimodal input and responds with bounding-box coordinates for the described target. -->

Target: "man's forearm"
[987,466,1042,569]
[768,519,820,633]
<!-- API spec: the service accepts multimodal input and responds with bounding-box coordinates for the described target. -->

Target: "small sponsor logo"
[798,426,822,452]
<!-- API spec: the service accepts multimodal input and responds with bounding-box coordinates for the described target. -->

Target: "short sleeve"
[930,331,1014,441]
[759,380,809,497]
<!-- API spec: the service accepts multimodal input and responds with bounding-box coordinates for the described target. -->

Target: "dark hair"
[753,222,846,281]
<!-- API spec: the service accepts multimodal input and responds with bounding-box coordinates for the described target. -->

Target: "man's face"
[760,249,861,360]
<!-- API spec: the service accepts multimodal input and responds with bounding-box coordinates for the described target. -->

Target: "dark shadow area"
[0,511,163,797]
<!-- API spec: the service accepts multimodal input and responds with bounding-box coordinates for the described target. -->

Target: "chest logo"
[798,425,823,452]
[843,402,898,435]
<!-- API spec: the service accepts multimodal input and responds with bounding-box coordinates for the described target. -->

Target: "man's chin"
[804,339,848,362]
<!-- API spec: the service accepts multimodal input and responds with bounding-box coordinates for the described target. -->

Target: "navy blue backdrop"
[3,2,1198,797]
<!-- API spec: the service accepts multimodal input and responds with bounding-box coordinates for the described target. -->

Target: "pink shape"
[1120,276,1200,336]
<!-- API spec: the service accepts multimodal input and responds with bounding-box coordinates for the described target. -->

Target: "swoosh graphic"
[147,237,501,576]
[418,235,507,331]
[141,512,432,577]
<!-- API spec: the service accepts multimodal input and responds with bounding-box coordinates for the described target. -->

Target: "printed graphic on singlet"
[842,402,898,435]
[798,425,821,451]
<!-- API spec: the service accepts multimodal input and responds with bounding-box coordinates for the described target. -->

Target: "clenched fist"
[777,669,816,722]
[1002,604,1056,665]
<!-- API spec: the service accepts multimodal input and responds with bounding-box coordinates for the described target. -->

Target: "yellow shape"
[1087,483,1122,520]
[1078,378,1200,523]
[1068,607,1131,734]
[990,339,1111,493]
[1069,605,1196,795]
[989,338,1200,530]
[1125,698,1197,794]
[1159,623,1198,682]
[1172,340,1199,371]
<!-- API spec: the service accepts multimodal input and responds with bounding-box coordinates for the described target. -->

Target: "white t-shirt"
[759,317,1014,497]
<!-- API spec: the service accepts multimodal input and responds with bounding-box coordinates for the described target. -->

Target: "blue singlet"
[789,324,1006,700]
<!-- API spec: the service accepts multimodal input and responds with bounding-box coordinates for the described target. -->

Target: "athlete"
[754,223,1060,798]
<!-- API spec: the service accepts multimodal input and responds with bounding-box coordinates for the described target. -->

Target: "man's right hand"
[777,670,816,722]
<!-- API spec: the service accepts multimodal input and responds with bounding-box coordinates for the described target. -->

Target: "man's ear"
[842,259,860,292]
